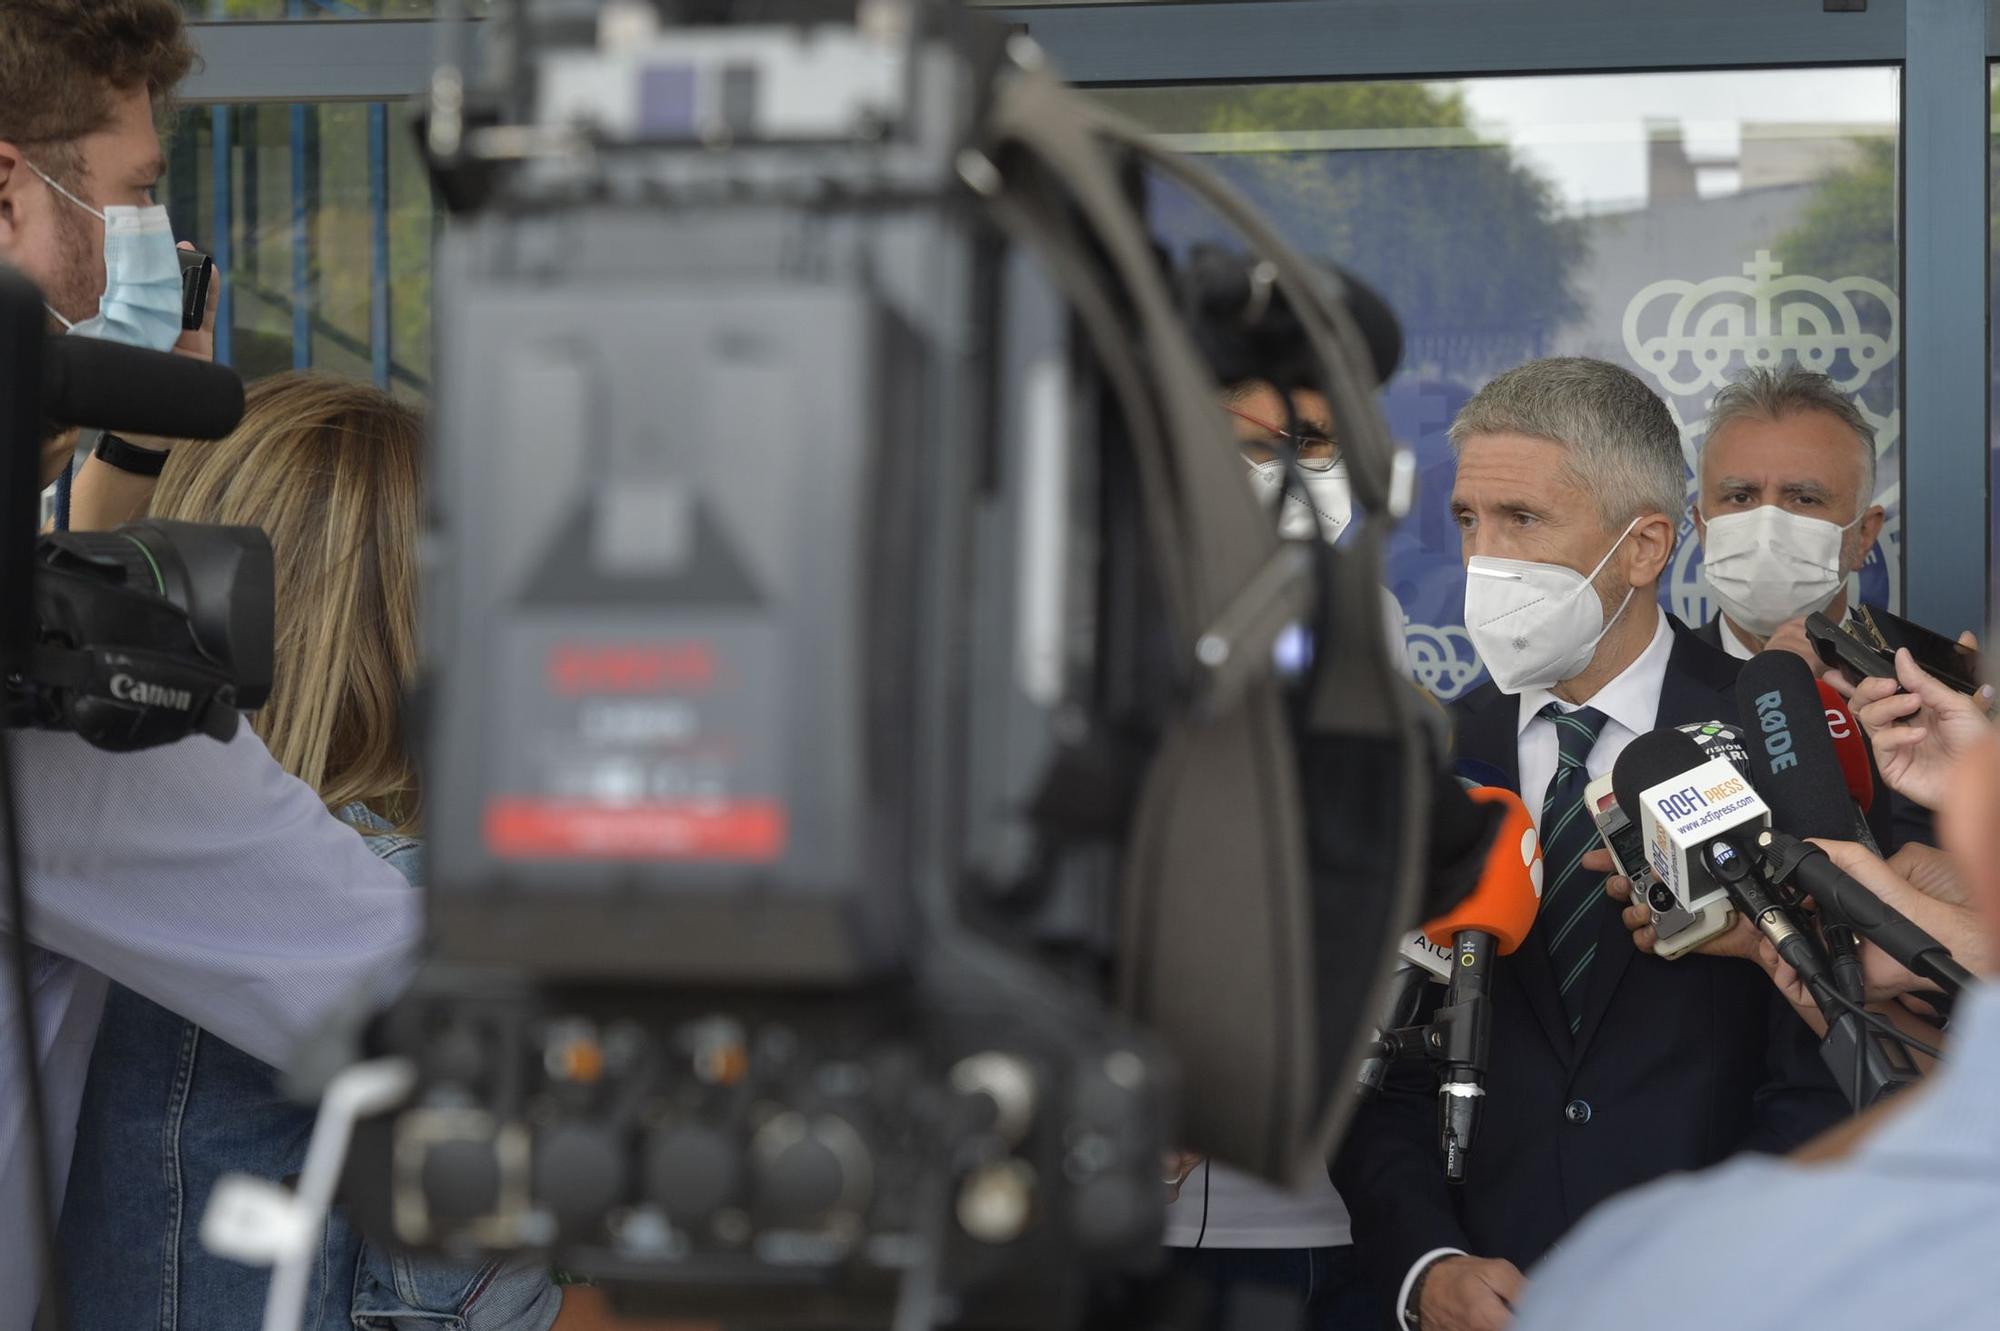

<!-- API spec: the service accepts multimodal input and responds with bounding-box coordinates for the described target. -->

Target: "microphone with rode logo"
[1734,653,1955,1105]
[1737,652,1972,997]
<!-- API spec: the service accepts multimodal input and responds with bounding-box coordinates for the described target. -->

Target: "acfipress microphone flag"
[1612,728,1770,917]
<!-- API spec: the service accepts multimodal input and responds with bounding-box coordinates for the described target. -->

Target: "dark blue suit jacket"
[1333,620,1848,1293]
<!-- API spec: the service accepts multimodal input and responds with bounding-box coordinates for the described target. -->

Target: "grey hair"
[1447,357,1687,529]
[1701,366,1877,503]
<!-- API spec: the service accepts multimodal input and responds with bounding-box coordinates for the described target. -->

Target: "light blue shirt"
[0,725,419,1328]
[1514,983,2000,1331]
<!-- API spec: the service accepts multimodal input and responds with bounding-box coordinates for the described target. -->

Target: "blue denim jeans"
[57,812,560,1331]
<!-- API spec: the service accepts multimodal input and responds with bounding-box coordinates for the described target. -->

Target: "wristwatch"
[92,432,168,477]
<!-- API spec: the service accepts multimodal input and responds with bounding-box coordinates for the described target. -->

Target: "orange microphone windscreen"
[1422,786,1544,955]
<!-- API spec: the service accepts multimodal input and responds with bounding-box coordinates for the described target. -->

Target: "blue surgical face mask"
[29,161,184,353]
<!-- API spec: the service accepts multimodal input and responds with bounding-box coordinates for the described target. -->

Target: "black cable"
[1193,1157,1210,1249]
[0,732,67,1331]
[1819,985,1945,1062]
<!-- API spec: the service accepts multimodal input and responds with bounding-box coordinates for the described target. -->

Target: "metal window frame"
[183,0,1998,632]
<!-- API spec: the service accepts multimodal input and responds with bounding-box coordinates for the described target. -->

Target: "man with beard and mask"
[1690,365,1934,850]
[1690,367,1886,667]
[1160,268,1406,1331]
[1332,357,1847,1331]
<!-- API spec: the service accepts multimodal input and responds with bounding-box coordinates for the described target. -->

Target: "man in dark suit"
[1333,358,1847,1331]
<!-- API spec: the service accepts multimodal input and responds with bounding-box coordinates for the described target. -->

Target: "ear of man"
[1621,508,1677,588]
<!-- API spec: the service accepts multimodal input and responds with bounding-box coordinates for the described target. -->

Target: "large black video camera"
[0,264,270,752]
[331,2,1437,1327]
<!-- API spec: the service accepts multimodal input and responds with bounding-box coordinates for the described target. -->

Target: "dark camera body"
[9,521,274,751]
[178,248,214,332]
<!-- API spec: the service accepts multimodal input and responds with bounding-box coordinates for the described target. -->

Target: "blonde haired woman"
[57,374,559,1330]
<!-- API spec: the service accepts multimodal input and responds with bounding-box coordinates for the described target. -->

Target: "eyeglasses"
[1225,406,1341,472]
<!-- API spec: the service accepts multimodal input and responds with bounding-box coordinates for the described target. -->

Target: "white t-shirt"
[1161,1159,1353,1250]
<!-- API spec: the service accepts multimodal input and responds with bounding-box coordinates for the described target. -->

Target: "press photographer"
[0,3,424,1324]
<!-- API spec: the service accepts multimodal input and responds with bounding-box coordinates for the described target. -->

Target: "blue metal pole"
[370,103,391,390]
[1902,0,1991,635]
[290,101,309,371]
[210,105,233,367]
[287,0,309,370]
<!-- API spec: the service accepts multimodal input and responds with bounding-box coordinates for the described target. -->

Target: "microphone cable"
[1194,1157,1210,1249]
[1817,984,1943,1062]
[0,732,69,1331]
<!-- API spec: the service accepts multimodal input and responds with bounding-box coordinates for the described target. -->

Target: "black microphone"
[1420,785,1542,1182]
[1736,652,1972,999]
[1736,651,1874,846]
[1438,927,1494,1183]
[1357,960,1432,1099]
[42,336,245,441]
[1756,829,1974,997]
[1611,728,1837,1000]
[1700,837,1842,1010]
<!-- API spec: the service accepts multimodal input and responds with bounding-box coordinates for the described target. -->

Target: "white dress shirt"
[1716,607,1856,662]
[1399,608,1675,1326]
[1514,608,1675,831]
[1718,615,1759,661]
[0,725,419,1328]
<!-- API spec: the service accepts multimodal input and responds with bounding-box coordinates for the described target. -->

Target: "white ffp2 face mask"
[1463,519,1641,695]
[1246,457,1353,544]
[1699,504,1861,639]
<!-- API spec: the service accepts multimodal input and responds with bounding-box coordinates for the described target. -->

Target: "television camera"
[201,2,1455,1326]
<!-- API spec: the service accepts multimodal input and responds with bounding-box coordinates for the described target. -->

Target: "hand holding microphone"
[1886,841,1971,909]
[1795,839,1990,999]
[1589,846,1762,962]
[1760,614,1825,672]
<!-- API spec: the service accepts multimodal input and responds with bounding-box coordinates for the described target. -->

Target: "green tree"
[1107,82,1587,369]
[1773,137,1896,302]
